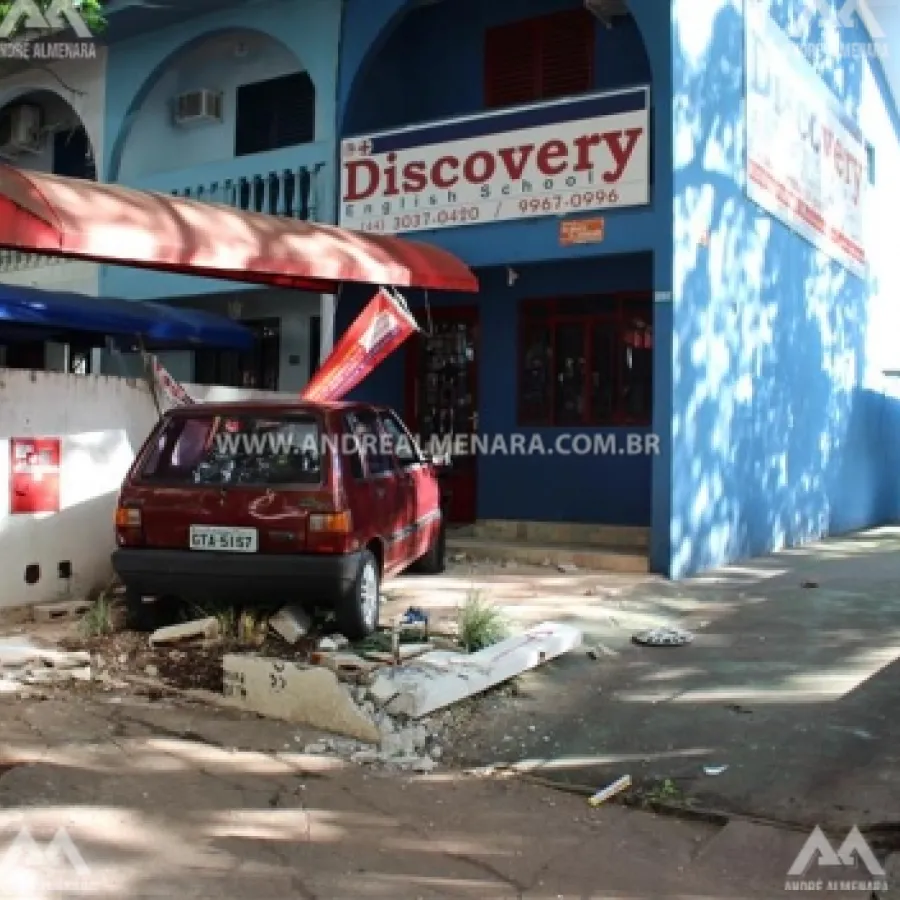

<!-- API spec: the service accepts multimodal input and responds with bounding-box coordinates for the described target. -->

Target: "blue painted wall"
[338,0,674,547]
[101,0,341,301]
[338,255,656,527]
[669,0,900,577]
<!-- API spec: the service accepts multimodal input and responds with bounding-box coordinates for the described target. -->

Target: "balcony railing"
[0,250,69,273]
[1,147,331,274]
[169,163,327,221]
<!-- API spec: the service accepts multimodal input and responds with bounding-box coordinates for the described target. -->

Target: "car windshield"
[138,413,322,486]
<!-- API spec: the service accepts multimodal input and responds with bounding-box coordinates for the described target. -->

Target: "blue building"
[336,0,900,577]
[97,0,343,390]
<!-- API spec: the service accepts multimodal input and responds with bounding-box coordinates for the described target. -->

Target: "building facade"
[0,0,342,390]
[336,0,900,577]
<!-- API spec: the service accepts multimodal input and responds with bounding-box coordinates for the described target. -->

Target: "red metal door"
[405,306,479,524]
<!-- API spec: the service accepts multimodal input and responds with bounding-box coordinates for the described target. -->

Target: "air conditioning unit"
[173,89,224,126]
[0,105,43,158]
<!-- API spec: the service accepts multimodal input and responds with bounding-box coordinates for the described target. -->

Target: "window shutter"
[539,9,595,100]
[485,10,595,110]
[485,20,539,108]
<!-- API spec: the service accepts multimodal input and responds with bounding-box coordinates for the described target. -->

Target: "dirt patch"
[59,630,327,695]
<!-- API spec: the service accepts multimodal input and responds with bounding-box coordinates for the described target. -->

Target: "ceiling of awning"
[0,283,254,350]
[0,165,479,294]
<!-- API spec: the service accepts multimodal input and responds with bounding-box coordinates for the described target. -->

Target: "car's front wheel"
[335,549,380,641]
[412,520,446,575]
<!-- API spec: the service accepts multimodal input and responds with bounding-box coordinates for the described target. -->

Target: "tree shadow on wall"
[670,0,888,578]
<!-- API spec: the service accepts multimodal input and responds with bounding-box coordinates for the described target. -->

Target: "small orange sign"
[560,218,605,246]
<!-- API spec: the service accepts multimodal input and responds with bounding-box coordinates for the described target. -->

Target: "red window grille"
[517,293,653,427]
[484,9,595,109]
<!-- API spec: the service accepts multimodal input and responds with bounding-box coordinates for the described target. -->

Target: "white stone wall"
[0,367,289,611]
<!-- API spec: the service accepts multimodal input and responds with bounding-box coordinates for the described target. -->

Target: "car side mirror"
[423,451,452,470]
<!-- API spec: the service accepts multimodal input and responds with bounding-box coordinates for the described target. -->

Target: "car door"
[379,409,441,564]
[343,410,406,575]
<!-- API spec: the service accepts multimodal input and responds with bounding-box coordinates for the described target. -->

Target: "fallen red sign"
[301,288,418,402]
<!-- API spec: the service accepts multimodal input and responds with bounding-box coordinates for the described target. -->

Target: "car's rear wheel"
[124,591,180,633]
[412,520,446,575]
[335,549,380,641]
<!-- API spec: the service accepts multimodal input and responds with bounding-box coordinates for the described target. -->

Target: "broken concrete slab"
[0,637,91,673]
[222,654,380,744]
[269,605,311,644]
[363,644,434,664]
[149,617,220,647]
[32,599,92,623]
[310,652,381,677]
[369,622,582,718]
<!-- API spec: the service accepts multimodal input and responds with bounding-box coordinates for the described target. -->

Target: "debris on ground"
[317,634,350,651]
[588,774,632,807]
[631,626,694,647]
[557,563,578,573]
[0,636,91,686]
[268,605,311,644]
[222,653,380,743]
[149,617,220,647]
[367,622,582,719]
[703,765,729,776]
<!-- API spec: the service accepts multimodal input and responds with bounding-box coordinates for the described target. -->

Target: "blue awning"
[0,284,253,350]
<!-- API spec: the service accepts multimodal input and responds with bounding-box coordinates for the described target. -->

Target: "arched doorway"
[0,89,96,180]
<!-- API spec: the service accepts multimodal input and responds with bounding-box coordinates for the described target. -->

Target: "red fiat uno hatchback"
[112,401,445,640]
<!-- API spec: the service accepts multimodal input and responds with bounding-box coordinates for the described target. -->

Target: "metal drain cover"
[632,626,694,647]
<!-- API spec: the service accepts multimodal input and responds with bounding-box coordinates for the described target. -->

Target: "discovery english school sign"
[339,87,650,235]
[745,7,867,277]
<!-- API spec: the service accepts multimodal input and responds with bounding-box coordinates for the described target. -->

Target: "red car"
[112,401,446,639]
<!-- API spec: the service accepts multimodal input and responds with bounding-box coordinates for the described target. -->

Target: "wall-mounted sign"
[560,218,605,246]
[9,438,61,515]
[340,86,650,236]
[745,8,866,276]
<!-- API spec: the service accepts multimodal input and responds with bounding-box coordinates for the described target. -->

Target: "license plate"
[189,526,258,553]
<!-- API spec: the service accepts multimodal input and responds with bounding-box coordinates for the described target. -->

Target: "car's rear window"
[137,413,322,486]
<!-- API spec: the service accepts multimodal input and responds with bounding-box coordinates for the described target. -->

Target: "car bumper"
[111,548,361,605]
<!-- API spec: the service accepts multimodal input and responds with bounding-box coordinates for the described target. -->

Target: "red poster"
[302,288,418,402]
[10,438,61,514]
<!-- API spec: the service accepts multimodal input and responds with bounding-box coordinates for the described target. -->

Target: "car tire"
[335,549,380,641]
[413,520,446,575]
[124,591,179,633]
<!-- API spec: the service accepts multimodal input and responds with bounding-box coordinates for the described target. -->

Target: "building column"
[320,293,337,361]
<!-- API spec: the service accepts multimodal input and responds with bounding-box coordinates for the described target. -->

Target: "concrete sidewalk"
[0,691,884,899]
[421,527,900,831]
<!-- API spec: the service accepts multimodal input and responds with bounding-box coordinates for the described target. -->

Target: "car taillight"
[115,505,144,546]
[309,511,352,534]
[307,510,353,553]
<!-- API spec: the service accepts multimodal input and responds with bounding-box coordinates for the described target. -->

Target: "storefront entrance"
[405,306,479,524]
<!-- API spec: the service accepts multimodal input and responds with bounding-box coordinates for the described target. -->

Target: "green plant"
[79,587,114,637]
[0,0,108,36]
[645,778,682,803]
[457,590,508,652]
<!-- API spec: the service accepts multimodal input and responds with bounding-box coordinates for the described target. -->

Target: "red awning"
[0,164,478,293]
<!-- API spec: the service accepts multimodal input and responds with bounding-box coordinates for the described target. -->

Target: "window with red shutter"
[485,9,595,110]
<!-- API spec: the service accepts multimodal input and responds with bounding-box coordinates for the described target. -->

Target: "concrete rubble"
[149,617,220,647]
[222,653,381,743]
[367,622,583,718]
[268,605,311,644]
[0,636,92,686]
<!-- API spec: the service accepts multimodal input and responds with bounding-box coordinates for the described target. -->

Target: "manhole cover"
[632,627,694,647]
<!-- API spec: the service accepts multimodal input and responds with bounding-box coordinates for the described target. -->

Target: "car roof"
[163,399,392,417]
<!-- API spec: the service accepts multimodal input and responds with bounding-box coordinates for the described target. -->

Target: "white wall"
[0,47,107,179]
[0,368,289,611]
[118,30,307,180]
[0,260,100,296]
